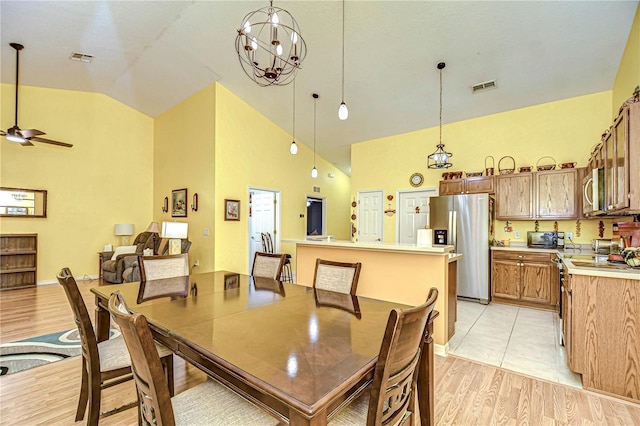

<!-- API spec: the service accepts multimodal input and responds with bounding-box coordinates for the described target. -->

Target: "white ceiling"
[1,1,637,175]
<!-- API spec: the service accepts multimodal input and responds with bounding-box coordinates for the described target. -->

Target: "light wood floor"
[1,279,639,425]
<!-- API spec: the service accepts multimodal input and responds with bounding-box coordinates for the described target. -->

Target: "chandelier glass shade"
[427,62,453,169]
[235,1,307,87]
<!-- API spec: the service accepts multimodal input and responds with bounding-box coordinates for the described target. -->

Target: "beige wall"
[352,91,616,245]
[154,84,216,274]
[612,3,640,117]
[214,84,351,274]
[0,85,154,281]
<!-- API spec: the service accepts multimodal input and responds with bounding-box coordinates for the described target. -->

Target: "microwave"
[527,231,565,249]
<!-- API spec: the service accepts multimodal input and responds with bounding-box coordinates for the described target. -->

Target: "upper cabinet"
[496,169,579,220]
[439,175,494,196]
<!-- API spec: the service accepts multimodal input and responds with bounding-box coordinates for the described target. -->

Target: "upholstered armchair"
[122,239,192,283]
[100,232,158,284]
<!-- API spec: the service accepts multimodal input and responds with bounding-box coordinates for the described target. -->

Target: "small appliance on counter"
[527,231,565,249]
[592,238,618,254]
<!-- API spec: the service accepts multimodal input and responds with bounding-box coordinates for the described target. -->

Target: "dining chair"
[107,291,280,426]
[330,287,439,426]
[139,253,189,281]
[56,268,174,426]
[261,232,293,282]
[252,252,286,280]
[313,259,362,294]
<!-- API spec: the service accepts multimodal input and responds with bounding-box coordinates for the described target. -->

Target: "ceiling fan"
[1,43,72,148]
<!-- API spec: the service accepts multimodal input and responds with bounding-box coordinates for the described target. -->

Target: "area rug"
[0,328,120,376]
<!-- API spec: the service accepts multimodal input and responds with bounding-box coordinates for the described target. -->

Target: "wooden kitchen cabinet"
[439,175,494,195]
[496,169,579,220]
[1,234,38,290]
[491,250,557,311]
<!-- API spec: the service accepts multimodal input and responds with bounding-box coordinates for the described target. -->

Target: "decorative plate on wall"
[410,173,424,187]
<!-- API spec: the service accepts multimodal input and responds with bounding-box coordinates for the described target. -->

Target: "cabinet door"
[519,261,552,305]
[439,179,464,195]
[536,169,578,219]
[612,110,629,210]
[466,176,494,194]
[495,174,533,219]
[491,259,520,300]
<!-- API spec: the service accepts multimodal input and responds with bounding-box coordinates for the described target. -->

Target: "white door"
[357,190,383,242]
[397,189,435,244]
[249,190,277,270]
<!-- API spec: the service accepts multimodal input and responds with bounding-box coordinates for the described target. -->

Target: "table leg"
[289,408,326,426]
[418,312,436,426]
[95,295,110,342]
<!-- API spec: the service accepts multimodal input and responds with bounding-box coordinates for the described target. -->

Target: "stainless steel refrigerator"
[429,193,492,304]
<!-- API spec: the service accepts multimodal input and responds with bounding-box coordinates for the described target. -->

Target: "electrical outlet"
[514,231,521,239]
[194,259,200,267]
[567,232,573,240]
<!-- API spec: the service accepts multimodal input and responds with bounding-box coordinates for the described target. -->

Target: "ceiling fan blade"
[20,140,34,147]
[29,136,73,148]
[19,129,45,138]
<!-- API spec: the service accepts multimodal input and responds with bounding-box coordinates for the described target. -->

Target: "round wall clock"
[410,173,424,187]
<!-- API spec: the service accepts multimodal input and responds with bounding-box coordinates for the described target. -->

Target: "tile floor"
[447,300,582,388]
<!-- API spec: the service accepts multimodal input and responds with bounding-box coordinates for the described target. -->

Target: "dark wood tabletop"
[91,271,435,425]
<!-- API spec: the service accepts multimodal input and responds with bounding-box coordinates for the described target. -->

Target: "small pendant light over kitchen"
[427,62,453,169]
[337,0,348,120]
[311,93,319,178]
[290,78,298,154]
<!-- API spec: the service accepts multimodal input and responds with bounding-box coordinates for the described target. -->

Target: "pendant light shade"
[428,62,453,169]
[290,77,298,154]
[311,93,319,178]
[337,0,348,120]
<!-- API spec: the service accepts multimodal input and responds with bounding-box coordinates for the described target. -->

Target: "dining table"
[91,271,437,426]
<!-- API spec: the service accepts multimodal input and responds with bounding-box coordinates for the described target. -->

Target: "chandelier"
[235,1,307,87]
[428,62,453,169]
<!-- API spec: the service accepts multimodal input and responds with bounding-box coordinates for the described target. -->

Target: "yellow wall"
[352,91,613,245]
[0,84,154,281]
[214,84,351,274]
[612,3,640,116]
[154,84,216,274]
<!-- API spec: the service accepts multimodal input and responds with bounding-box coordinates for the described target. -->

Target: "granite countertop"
[284,239,455,254]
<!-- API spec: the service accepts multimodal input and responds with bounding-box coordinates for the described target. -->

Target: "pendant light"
[311,93,319,178]
[427,62,453,169]
[337,0,348,120]
[290,78,298,154]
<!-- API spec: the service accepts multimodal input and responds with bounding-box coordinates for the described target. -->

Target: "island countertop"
[283,239,454,255]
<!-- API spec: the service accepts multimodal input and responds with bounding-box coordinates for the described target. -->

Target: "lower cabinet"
[491,250,558,311]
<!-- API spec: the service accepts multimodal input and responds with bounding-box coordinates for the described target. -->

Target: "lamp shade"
[114,224,134,236]
[162,222,188,239]
[145,221,160,233]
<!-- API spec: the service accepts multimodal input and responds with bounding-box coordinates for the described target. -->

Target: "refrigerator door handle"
[449,210,457,247]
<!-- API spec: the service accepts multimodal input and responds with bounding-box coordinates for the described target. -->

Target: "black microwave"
[527,231,565,249]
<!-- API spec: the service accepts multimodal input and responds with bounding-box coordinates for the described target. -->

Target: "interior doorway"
[248,188,281,273]
[306,196,326,236]
[396,187,438,244]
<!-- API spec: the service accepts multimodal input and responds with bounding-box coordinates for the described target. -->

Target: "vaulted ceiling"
[1,1,637,174]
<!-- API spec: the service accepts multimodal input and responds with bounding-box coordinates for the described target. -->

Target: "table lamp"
[145,221,160,255]
[162,221,188,255]
[114,223,134,246]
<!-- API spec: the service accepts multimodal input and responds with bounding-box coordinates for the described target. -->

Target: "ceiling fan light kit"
[235,0,307,87]
[1,43,72,148]
[427,62,452,169]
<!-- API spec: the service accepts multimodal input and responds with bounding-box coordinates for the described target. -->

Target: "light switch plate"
[514,231,521,239]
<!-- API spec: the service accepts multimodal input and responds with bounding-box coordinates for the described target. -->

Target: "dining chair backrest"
[252,252,285,280]
[139,254,189,281]
[108,291,176,425]
[313,259,362,294]
[57,267,100,386]
[367,287,438,425]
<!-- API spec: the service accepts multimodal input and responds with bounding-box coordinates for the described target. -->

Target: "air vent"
[69,52,94,63]
[313,186,321,193]
[472,80,497,93]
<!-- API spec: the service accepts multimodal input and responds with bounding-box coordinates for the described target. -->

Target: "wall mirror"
[0,187,47,218]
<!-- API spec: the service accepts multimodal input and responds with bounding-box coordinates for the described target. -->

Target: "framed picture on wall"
[172,188,188,217]
[225,199,240,221]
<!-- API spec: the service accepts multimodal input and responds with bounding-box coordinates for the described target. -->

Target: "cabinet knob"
[517,255,523,258]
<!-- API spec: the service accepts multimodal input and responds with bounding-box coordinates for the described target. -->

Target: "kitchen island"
[287,239,460,350]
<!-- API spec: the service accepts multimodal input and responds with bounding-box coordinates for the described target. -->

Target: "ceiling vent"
[472,80,497,93]
[69,52,94,63]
